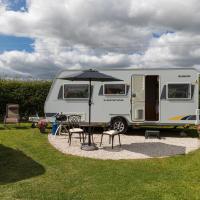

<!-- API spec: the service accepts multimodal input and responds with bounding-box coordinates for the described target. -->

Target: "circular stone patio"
[48,133,200,160]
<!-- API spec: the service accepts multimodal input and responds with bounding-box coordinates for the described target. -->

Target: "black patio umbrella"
[59,69,122,151]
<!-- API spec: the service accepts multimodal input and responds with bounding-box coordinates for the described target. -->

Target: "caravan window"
[63,84,89,99]
[104,84,126,95]
[167,83,191,99]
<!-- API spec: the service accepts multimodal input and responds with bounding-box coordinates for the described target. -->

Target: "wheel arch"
[110,116,129,125]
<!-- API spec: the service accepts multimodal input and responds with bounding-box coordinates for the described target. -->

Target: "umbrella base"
[81,143,98,151]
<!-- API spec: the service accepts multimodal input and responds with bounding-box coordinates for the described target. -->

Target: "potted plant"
[38,119,48,133]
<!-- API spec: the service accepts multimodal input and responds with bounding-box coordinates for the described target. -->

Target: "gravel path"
[48,133,200,160]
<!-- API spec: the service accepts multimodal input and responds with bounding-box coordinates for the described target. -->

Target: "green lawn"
[0,124,200,200]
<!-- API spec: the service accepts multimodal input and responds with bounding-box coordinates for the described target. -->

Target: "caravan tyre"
[111,118,128,134]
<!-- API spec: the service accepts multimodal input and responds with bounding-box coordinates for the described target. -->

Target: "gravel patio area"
[48,132,200,160]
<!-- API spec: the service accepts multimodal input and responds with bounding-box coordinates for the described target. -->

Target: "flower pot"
[40,127,46,133]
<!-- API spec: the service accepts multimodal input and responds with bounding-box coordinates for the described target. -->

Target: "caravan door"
[131,75,145,121]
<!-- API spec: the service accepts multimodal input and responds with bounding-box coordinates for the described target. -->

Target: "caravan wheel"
[111,117,128,134]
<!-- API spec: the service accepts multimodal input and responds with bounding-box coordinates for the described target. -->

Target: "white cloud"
[0,0,200,78]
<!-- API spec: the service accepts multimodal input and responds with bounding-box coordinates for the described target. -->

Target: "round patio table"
[80,124,95,143]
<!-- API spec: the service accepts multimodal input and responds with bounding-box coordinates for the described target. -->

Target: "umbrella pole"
[81,79,98,151]
[88,79,92,145]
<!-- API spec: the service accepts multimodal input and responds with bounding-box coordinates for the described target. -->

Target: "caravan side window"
[63,84,89,99]
[104,84,126,95]
[167,83,191,100]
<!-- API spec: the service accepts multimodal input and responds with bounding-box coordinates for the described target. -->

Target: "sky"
[0,0,200,79]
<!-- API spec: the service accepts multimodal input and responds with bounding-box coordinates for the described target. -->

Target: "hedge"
[0,79,52,121]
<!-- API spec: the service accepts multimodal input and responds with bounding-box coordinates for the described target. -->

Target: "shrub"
[0,79,52,121]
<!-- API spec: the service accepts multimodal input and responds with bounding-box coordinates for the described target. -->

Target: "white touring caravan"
[45,68,199,133]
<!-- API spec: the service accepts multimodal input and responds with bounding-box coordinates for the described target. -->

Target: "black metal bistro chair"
[54,114,70,140]
[68,115,84,145]
[100,124,121,149]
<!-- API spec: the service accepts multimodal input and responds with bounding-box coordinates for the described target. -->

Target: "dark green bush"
[0,79,52,121]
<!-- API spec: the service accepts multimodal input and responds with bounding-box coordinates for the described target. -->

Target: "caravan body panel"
[45,68,199,125]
